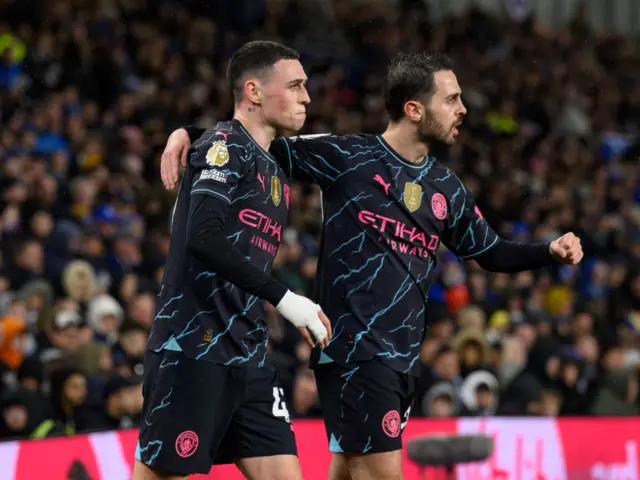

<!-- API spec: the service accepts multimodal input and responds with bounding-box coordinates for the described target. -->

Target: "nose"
[301,85,311,105]
[459,99,467,116]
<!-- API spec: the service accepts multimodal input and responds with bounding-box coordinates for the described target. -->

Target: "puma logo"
[374,174,391,196]
[257,173,266,191]
[215,131,231,140]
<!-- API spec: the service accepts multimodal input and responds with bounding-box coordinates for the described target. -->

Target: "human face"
[64,373,87,407]
[3,405,27,432]
[431,397,453,418]
[260,59,310,133]
[419,70,466,145]
[476,389,495,410]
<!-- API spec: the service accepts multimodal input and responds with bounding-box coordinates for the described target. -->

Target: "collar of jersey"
[376,135,430,168]
[231,119,276,160]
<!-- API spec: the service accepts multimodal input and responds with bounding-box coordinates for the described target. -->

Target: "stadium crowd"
[0,0,639,441]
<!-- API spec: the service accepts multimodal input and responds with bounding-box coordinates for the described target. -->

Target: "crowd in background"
[0,0,639,441]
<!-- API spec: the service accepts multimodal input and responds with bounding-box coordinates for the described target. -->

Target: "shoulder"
[193,122,246,150]
[338,133,378,146]
[279,133,378,158]
[429,161,465,195]
[288,132,374,147]
[191,123,251,170]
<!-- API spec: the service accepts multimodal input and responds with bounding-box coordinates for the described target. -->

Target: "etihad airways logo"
[357,210,439,257]
[238,209,282,242]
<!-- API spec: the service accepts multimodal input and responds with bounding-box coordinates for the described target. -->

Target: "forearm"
[187,195,288,305]
[473,239,554,273]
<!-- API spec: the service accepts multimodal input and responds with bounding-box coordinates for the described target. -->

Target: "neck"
[382,121,429,164]
[61,398,73,416]
[106,397,120,419]
[233,105,276,152]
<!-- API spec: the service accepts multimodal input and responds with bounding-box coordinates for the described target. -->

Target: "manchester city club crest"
[432,193,448,220]
[206,140,229,167]
[271,176,281,206]
[403,182,422,212]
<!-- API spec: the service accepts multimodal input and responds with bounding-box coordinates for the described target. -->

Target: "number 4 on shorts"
[272,387,291,423]
[401,406,411,431]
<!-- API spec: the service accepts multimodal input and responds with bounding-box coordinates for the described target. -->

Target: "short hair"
[227,41,300,103]
[476,382,492,393]
[384,52,454,121]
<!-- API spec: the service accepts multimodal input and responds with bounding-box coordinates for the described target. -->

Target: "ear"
[243,79,262,105]
[403,100,424,122]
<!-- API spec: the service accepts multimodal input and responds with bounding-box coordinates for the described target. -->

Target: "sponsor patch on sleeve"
[200,169,227,183]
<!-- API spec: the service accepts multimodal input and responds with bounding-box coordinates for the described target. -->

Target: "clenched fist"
[549,232,583,265]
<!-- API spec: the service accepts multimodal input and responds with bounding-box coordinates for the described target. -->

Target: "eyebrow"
[287,78,307,86]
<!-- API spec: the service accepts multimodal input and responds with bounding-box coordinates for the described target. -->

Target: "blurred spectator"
[0,388,53,440]
[111,323,147,377]
[0,306,27,370]
[590,368,640,416]
[452,329,492,377]
[422,382,457,418]
[86,294,123,346]
[71,343,113,376]
[416,345,461,416]
[35,302,84,366]
[16,356,44,393]
[48,368,92,435]
[93,375,143,430]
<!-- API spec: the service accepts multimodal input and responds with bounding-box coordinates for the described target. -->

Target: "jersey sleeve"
[270,135,348,189]
[184,125,206,144]
[186,194,288,306]
[189,131,249,204]
[440,172,499,260]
